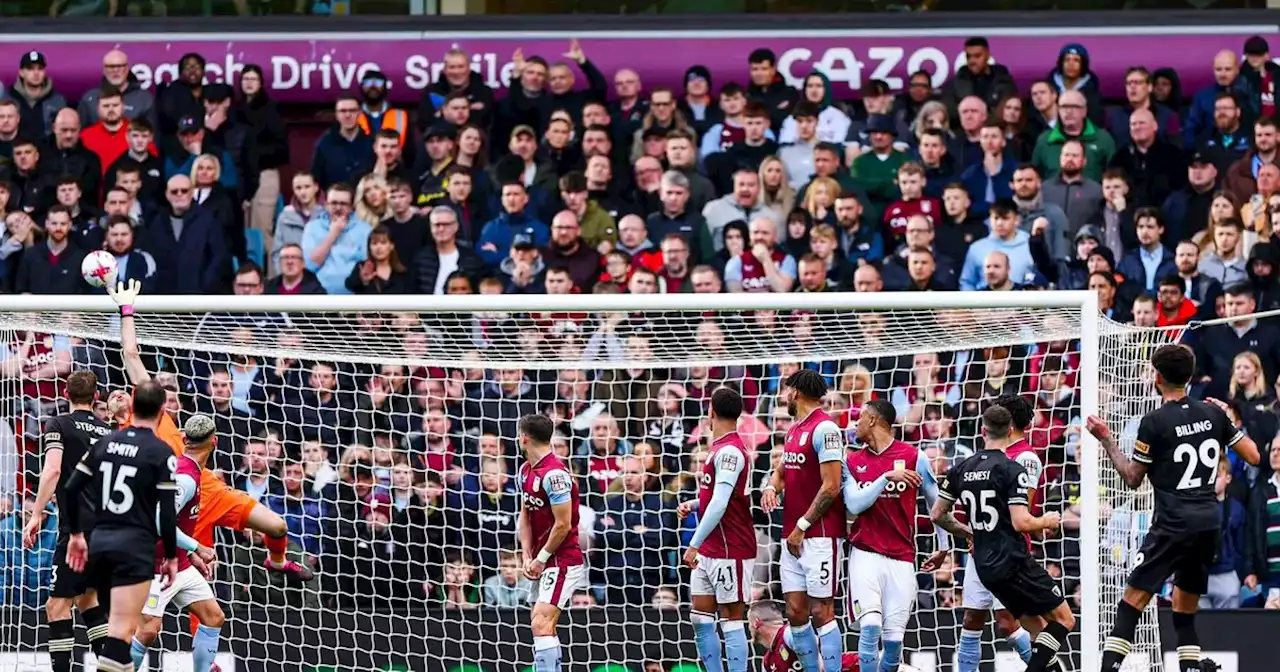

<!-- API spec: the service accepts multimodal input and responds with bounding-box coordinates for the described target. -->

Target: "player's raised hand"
[676,500,696,520]
[107,278,142,307]
[920,549,949,572]
[1084,415,1111,441]
[886,469,923,488]
[1204,397,1236,419]
[160,556,179,590]
[760,487,779,513]
[682,546,700,569]
[67,533,88,573]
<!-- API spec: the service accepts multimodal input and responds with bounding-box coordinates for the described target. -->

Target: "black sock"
[81,605,109,656]
[1173,611,1200,672]
[1101,600,1141,671]
[48,618,73,672]
[1027,621,1070,672]
[96,637,133,672]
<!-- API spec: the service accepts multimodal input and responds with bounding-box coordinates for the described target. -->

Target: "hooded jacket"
[1049,43,1105,126]
[777,72,851,145]
[1247,241,1280,311]
[6,78,67,140]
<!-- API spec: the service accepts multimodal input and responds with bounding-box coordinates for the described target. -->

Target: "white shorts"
[846,547,917,636]
[532,563,589,610]
[779,537,840,599]
[962,554,1006,611]
[142,565,216,617]
[690,557,755,604]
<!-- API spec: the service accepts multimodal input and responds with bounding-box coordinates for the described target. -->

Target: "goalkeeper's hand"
[108,278,142,307]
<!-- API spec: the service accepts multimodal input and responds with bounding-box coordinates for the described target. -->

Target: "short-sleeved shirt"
[697,431,755,560]
[44,410,113,535]
[76,426,177,537]
[781,408,846,538]
[1134,397,1243,533]
[940,449,1034,578]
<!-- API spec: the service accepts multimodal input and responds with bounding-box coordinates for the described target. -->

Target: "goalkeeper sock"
[788,622,821,672]
[130,638,148,672]
[957,628,983,672]
[817,620,842,672]
[878,638,903,672]
[1007,627,1033,663]
[1172,611,1200,672]
[1102,600,1141,672]
[263,533,288,566]
[856,617,882,672]
[1027,621,1069,672]
[691,611,723,672]
[48,618,73,672]
[722,620,749,672]
[193,624,221,672]
[533,635,562,672]
[83,605,110,656]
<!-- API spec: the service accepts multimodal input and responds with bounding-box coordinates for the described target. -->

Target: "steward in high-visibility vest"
[357,70,411,152]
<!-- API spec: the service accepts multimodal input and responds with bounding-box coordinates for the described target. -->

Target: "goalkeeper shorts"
[193,484,260,547]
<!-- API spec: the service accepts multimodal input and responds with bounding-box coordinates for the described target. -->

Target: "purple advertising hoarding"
[0,26,1274,104]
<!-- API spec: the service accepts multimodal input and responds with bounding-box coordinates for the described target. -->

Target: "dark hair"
[131,380,168,421]
[990,199,1018,219]
[98,85,123,101]
[748,48,777,66]
[105,213,134,230]
[865,398,897,426]
[368,225,407,274]
[45,204,73,221]
[349,458,374,482]
[992,393,1033,431]
[1134,206,1164,228]
[1223,281,1253,299]
[1151,344,1196,387]
[66,370,98,405]
[1089,270,1117,289]
[785,369,828,401]
[559,170,588,193]
[235,261,263,282]
[792,101,820,119]
[375,128,400,143]
[982,405,1013,440]
[1157,274,1184,291]
[1257,115,1277,131]
[519,414,555,445]
[56,175,81,189]
[743,101,770,119]
[127,118,153,135]
[1013,162,1041,177]
[964,36,990,49]
[719,82,746,98]
[710,386,744,422]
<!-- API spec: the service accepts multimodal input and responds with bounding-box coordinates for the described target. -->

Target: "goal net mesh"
[0,301,1151,672]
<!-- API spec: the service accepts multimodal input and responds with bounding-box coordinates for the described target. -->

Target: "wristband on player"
[796,518,811,532]
[536,549,552,564]
[119,305,134,318]
[762,484,777,493]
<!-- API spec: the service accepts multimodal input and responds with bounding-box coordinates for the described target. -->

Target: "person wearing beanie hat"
[678,65,718,138]
[1048,43,1104,126]
[1241,35,1280,121]
[778,71,850,145]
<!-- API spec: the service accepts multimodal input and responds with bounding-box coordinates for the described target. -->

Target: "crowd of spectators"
[0,34,1279,619]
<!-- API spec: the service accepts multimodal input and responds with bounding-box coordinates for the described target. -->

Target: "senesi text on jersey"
[106,441,139,458]
[962,470,990,482]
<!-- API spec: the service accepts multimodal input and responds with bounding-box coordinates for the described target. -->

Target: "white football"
[81,250,118,288]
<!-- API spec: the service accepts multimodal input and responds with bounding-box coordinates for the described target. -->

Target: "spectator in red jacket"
[79,86,132,173]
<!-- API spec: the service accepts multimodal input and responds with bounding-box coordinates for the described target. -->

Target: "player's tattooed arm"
[1085,416,1147,489]
[928,494,971,541]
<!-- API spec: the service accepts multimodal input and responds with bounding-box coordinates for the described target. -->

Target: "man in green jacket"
[559,170,618,252]
[1031,90,1116,182]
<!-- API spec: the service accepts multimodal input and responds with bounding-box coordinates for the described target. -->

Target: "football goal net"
[0,290,1165,672]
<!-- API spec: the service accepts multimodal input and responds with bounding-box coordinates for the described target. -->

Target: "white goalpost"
[0,289,1167,672]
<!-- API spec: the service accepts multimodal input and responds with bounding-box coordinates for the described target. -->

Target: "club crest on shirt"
[893,459,906,471]
[799,432,809,447]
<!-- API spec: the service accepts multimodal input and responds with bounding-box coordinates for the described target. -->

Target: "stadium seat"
[245,229,266,270]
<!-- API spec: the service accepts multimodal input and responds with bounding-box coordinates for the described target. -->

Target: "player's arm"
[155,455,179,560]
[795,423,843,534]
[61,448,102,535]
[1086,415,1148,489]
[688,447,744,550]
[518,490,533,562]
[535,469,575,563]
[0,332,34,378]
[29,421,63,519]
[1007,463,1059,534]
[1205,398,1261,465]
[155,472,201,554]
[917,451,966,547]
[109,279,151,385]
[840,458,892,515]
[929,462,972,542]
